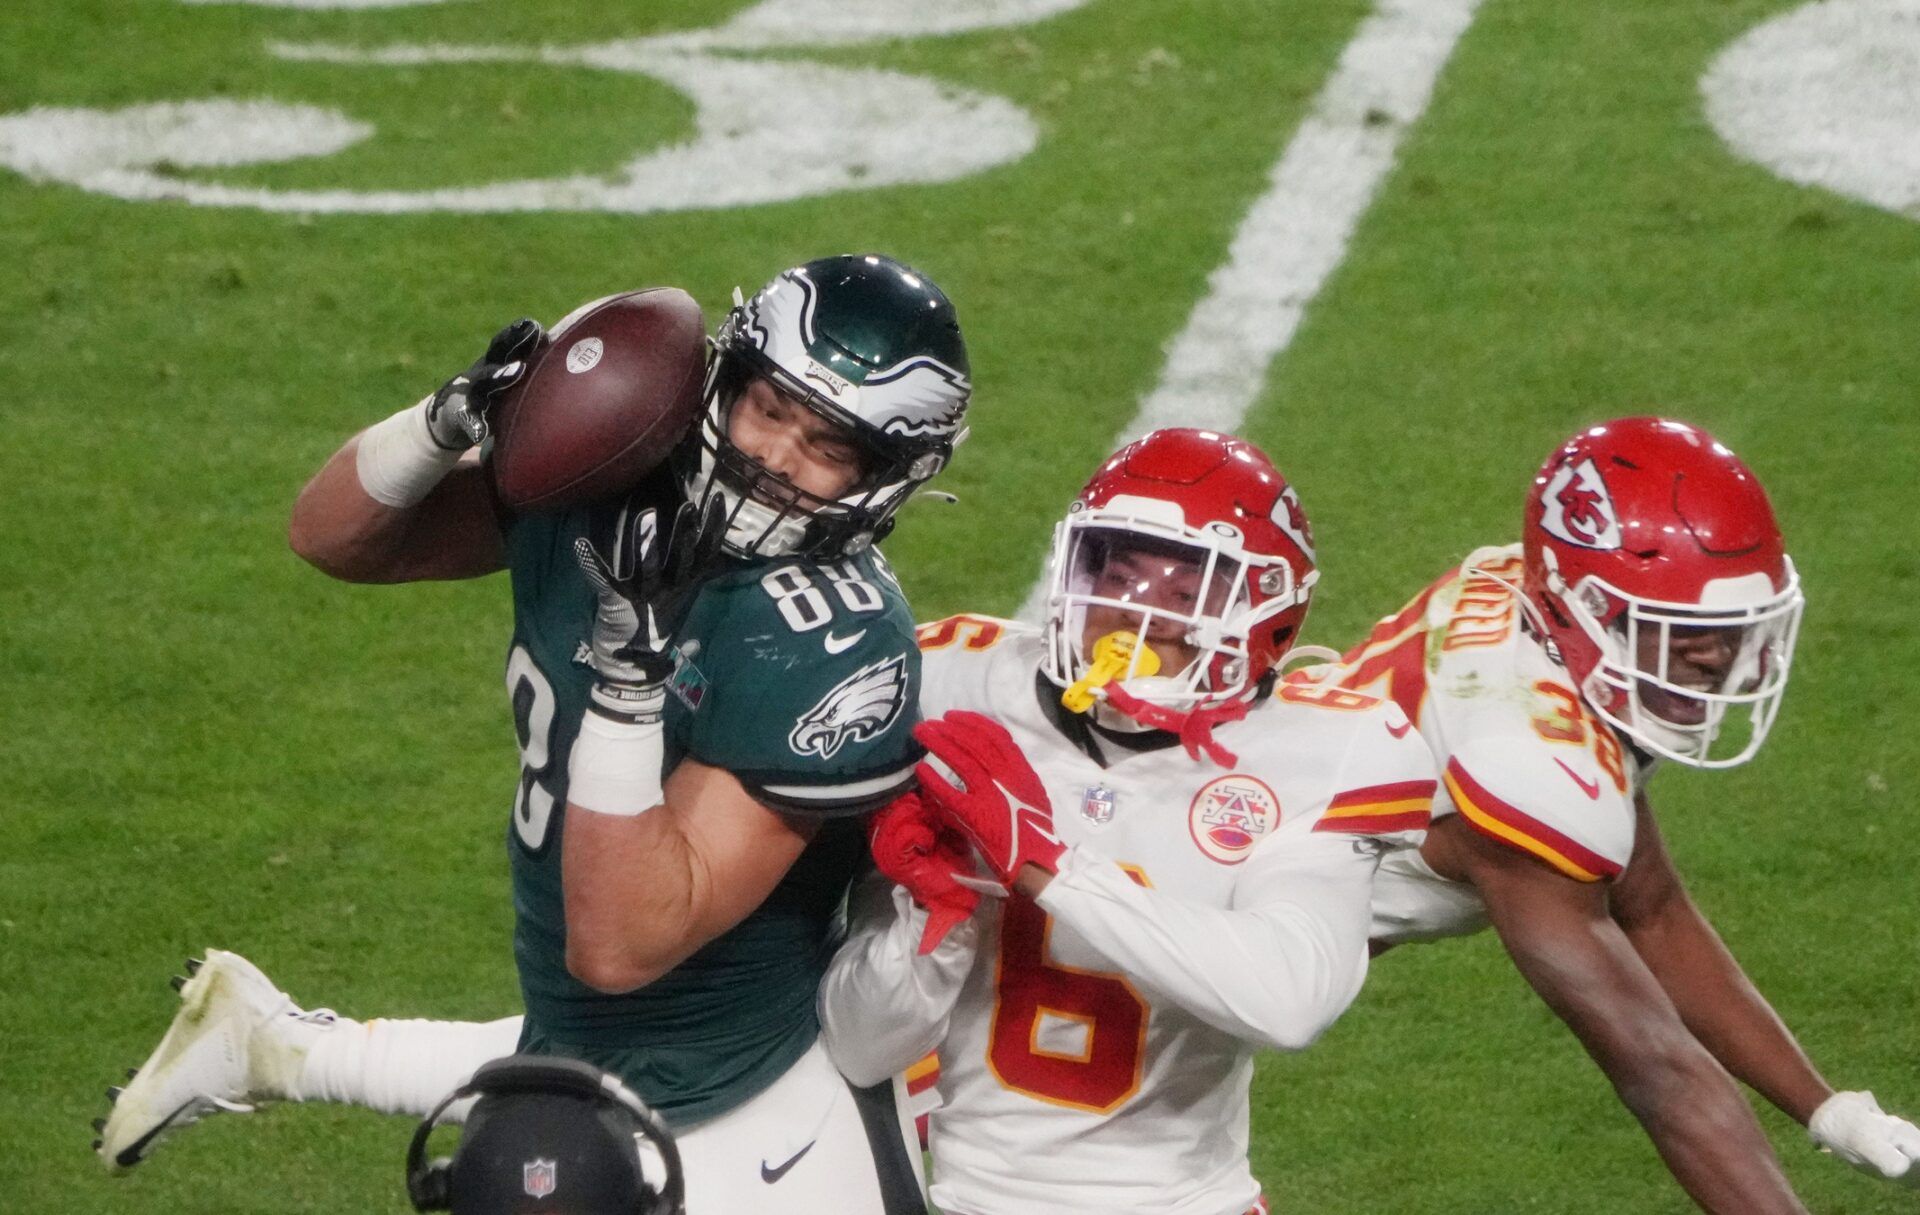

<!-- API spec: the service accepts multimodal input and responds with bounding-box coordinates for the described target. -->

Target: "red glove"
[867,792,980,955]
[912,711,1065,888]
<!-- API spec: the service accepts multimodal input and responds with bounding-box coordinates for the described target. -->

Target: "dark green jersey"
[498,489,921,1124]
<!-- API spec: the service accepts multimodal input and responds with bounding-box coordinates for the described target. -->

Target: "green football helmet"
[681,254,972,559]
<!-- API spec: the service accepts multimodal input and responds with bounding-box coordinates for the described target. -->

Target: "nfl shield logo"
[523,1158,558,1199]
[1081,785,1117,825]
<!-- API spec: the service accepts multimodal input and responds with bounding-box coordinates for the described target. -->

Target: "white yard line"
[1019,0,1484,619]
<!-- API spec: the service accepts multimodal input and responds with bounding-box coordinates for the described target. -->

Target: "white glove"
[1808,1090,1920,1186]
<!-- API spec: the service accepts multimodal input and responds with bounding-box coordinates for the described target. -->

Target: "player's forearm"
[1622,893,1831,1123]
[1497,924,1808,1214]
[289,433,502,582]
[1621,1053,1812,1214]
[562,801,705,992]
[1036,854,1369,1050]
[563,759,816,992]
[819,883,976,1087]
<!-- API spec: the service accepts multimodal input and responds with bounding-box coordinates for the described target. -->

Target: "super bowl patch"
[669,646,708,711]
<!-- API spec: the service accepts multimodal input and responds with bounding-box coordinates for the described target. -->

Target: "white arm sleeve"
[818,871,980,1087]
[1034,828,1378,1052]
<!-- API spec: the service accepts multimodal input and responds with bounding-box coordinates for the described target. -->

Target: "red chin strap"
[1101,685,1248,768]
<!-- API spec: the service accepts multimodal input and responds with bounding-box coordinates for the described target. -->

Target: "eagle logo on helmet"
[867,358,971,438]
[1539,458,1623,550]
[789,654,910,759]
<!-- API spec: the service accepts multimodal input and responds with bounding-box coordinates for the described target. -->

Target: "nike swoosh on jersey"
[1386,719,1412,739]
[1554,758,1601,800]
[823,629,867,655]
[760,1140,816,1184]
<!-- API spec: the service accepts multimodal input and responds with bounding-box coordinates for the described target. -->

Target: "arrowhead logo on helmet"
[1271,483,1316,561]
[1538,458,1622,550]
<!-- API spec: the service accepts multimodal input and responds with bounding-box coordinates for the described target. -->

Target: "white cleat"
[97,949,331,1173]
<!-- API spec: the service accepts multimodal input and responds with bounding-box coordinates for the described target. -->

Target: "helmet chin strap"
[1100,683,1248,768]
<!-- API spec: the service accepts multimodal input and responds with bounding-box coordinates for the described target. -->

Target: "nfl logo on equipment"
[1081,785,1117,826]
[523,1158,558,1199]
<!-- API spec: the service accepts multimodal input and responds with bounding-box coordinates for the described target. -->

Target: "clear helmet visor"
[1577,563,1805,768]
[1047,521,1255,712]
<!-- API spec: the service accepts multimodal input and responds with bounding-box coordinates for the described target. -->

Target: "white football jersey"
[823,617,1436,1215]
[1304,544,1646,945]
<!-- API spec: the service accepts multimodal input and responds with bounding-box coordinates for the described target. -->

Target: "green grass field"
[5,0,1917,1210]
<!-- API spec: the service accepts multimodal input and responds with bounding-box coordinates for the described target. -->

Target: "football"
[490,287,708,513]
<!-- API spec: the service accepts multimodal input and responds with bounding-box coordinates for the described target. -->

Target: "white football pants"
[293,1013,924,1214]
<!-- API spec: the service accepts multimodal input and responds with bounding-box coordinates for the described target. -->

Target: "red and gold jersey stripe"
[905,1051,940,1098]
[1443,758,1622,882]
[904,1052,941,1151]
[1313,779,1435,835]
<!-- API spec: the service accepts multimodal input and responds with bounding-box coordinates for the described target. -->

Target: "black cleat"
[185,958,203,976]
[106,1086,123,1103]
[93,1117,107,1133]
[169,975,186,992]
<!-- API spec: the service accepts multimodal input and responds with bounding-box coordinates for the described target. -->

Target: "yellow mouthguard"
[1061,631,1162,713]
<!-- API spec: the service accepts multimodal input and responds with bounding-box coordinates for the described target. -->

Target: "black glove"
[573,497,729,719]
[423,318,545,451]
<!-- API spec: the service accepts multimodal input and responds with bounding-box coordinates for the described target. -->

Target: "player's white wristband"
[355,397,464,508]
[567,708,666,817]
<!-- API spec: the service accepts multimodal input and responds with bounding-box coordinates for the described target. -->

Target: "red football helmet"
[1041,428,1317,715]
[1522,417,1803,768]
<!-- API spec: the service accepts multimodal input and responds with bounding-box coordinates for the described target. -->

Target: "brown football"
[490,287,708,513]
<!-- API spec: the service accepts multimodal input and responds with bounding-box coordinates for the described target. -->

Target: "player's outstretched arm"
[1429,814,1811,1215]
[1032,826,1378,1051]
[818,871,979,1088]
[287,320,541,582]
[917,710,1379,1050]
[1611,796,1920,1186]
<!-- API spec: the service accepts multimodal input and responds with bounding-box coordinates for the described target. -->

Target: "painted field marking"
[1703,0,1920,220]
[1020,0,1485,618]
[0,0,1090,213]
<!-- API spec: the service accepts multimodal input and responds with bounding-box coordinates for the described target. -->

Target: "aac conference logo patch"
[1188,775,1281,864]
